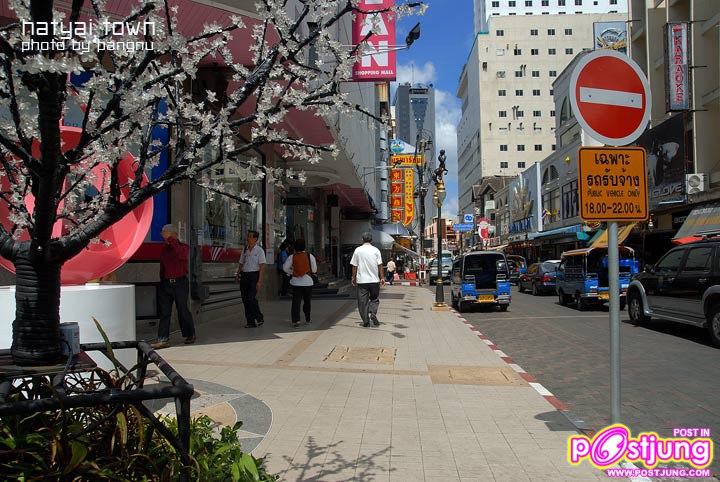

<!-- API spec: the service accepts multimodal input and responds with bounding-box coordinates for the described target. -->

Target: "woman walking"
[283,239,317,328]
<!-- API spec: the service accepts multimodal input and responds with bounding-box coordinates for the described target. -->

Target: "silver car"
[428,257,453,285]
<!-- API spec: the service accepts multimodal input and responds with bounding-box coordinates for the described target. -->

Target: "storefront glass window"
[562,181,578,219]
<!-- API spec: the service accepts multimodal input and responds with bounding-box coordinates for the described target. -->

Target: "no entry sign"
[569,50,651,146]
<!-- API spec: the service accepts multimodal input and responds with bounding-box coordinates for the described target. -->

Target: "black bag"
[307,252,319,285]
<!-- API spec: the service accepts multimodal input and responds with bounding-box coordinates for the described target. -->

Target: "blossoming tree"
[0,0,423,365]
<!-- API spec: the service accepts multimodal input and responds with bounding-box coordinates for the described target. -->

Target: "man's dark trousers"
[291,285,312,323]
[157,276,195,340]
[240,271,264,325]
[357,282,380,326]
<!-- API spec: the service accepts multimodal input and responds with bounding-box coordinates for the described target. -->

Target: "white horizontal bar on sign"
[579,87,643,109]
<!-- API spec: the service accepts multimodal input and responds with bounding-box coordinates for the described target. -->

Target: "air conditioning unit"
[686,173,706,194]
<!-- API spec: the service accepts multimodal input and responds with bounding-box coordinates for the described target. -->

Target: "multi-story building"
[457,12,625,217]
[473,0,627,34]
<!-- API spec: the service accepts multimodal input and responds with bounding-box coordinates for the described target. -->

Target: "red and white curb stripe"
[449,307,567,412]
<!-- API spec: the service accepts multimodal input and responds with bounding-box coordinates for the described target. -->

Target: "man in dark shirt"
[152,224,196,349]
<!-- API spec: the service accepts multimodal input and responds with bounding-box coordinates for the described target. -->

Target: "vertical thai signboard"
[390,168,403,222]
[664,22,691,112]
[352,0,397,81]
[403,168,414,225]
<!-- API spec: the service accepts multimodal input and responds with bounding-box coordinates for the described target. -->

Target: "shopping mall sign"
[352,0,396,81]
[389,168,414,225]
[578,147,648,222]
[390,154,424,166]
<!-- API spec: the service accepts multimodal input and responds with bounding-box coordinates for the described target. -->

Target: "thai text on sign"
[578,147,648,221]
[390,154,424,166]
[404,168,414,225]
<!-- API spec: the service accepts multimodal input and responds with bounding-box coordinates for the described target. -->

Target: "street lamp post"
[433,150,448,307]
[413,131,432,281]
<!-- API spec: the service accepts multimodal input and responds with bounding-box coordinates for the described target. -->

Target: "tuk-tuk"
[506,255,527,285]
[556,246,639,311]
[450,251,512,313]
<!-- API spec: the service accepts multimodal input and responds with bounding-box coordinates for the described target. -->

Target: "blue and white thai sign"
[463,214,474,224]
[453,223,474,232]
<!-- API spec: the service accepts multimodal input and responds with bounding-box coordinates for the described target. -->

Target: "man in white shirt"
[235,230,265,328]
[283,239,317,327]
[350,232,385,327]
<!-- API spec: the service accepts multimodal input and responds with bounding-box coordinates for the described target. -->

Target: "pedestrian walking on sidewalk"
[351,232,385,327]
[152,224,196,349]
[236,230,265,328]
[283,239,317,328]
[386,258,396,285]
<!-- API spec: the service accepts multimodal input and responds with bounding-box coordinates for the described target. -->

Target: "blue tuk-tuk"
[450,251,512,312]
[556,246,639,311]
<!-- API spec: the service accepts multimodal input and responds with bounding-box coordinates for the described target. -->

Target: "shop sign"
[390,168,403,222]
[664,22,691,112]
[511,177,533,221]
[403,168,414,225]
[390,154,424,166]
[593,21,627,54]
[578,147,649,222]
[510,217,532,234]
[389,139,404,154]
[352,0,396,81]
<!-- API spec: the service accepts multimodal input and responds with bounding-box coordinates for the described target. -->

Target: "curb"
[448,307,592,431]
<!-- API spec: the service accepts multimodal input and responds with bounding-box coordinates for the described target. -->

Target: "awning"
[370,230,396,250]
[393,242,420,258]
[487,244,508,251]
[377,223,411,236]
[589,223,637,249]
[529,224,590,241]
[672,204,720,243]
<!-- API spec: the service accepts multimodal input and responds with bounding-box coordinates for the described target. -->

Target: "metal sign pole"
[608,221,620,423]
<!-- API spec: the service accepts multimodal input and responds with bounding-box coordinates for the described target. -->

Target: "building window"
[514,48,522,55]
[552,144,556,150]
[491,0,500,6]
[533,110,541,116]
[532,89,540,96]
[497,70,506,78]
[515,89,523,96]
[566,48,574,55]
[531,48,539,55]
[500,145,508,151]
[574,0,581,4]
[496,29,504,36]
[526,0,533,5]
[515,70,523,77]
[532,70,540,77]
[530,29,538,36]
[548,28,555,35]
[562,181,579,219]
[610,0,617,3]
[499,111,507,117]
[550,110,556,117]
[498,89,507,96]
[542,0,549,4]
[550,89,554,95]
[517,110,524,117]
[500,161,509,169]
[549,70,557,77]
[548,48,556,55]
[518,161,526,168]
[534,144,543,151]
[517,145,525,151]
[509,0,516,6]
[558,0,566,5]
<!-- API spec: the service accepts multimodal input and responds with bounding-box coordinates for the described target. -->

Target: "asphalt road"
[430,283,720,476]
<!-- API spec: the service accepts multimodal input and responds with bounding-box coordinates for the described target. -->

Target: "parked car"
[627,240,720,346]
[450,251,511,312]
[556,246,638,311]
[518,260,561,295]
[506,255,527,285]
[428,255,453,285]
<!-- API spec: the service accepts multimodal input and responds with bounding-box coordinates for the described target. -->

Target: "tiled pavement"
[150,285,615,481]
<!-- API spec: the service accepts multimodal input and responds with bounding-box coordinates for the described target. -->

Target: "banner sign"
[593,21,627,54]
[389,139,404,154]
[403,168,414,225]
[352,0,397,81]
[635,113,688,209]
[453,223,474,232]
[390,168,403,222]
[390,154,424,166]
[664,22,691,111]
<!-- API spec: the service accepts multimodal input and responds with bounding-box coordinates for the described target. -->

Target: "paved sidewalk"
[151,285,611,481]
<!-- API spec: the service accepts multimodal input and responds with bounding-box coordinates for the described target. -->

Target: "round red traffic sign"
[569,50,651,146]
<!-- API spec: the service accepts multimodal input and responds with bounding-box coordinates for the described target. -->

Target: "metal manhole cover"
[325,345,396,364]
[428,366,526,386]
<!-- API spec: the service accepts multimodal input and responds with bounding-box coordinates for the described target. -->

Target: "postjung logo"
[568,424,713,469]
[21,20,155,53]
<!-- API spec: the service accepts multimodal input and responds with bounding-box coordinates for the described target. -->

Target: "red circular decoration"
[0,126,153,284]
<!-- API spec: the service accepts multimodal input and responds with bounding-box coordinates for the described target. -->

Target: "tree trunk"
[11,246,62,365]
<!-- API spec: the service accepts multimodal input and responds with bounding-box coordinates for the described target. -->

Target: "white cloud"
[393,61,462,221]
[396,61,436,86]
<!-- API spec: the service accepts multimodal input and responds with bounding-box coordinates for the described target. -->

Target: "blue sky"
[394,0,476,220]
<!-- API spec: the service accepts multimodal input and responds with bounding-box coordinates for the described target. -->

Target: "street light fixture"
[433,150,448,308]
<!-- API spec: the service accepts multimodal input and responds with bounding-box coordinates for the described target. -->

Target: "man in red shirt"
[152,224,196,348]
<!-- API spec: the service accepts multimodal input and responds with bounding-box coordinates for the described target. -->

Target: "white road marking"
[508,363,526,373]
[494,350,509,358]
[579,87,642,109]
[529,382,553,397]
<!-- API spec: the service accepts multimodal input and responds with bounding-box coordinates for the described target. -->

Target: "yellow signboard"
[390,154,424,166]
[578,147,648,221]
[403,168,414,225]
